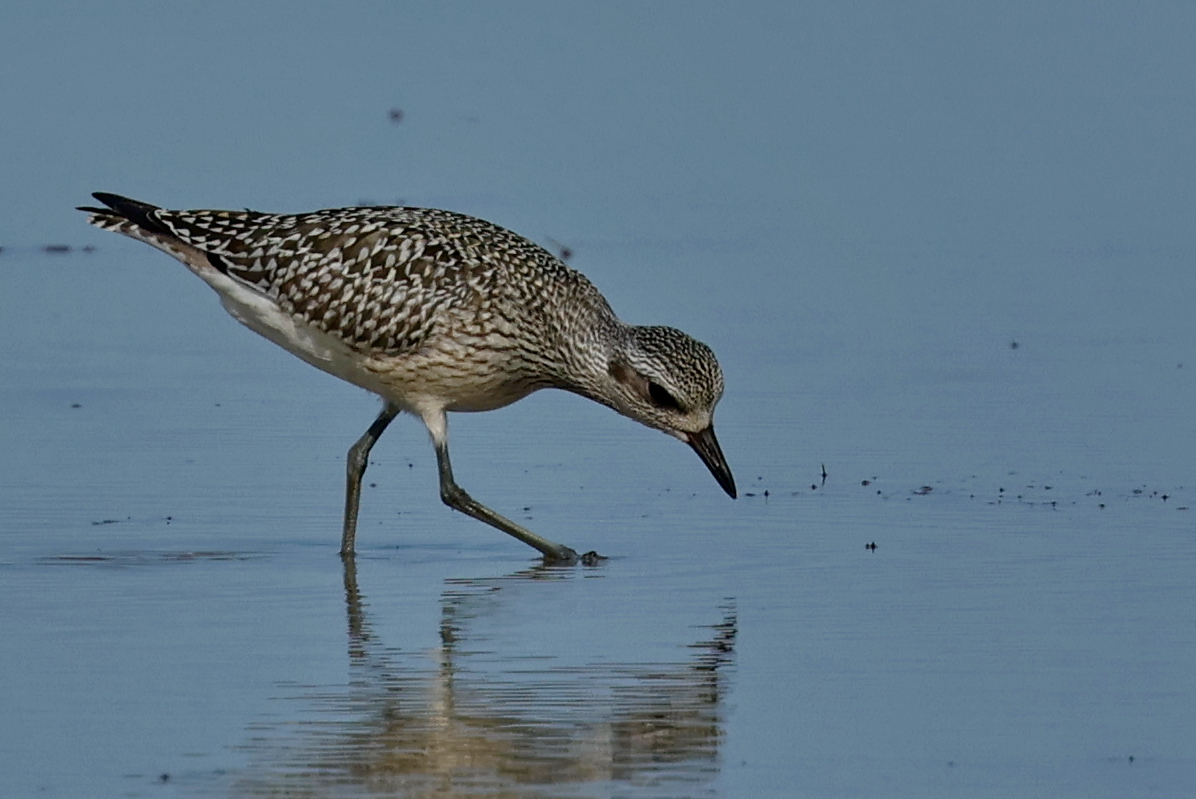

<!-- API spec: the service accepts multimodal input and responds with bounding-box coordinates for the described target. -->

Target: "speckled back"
[141,205,611,362]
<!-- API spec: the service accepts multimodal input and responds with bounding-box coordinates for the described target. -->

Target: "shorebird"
[79,193,736,563]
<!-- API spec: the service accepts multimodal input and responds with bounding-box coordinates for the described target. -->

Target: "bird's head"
[603,325,736,498]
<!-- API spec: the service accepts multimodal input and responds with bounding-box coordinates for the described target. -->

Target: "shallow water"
[3,2,1196,797]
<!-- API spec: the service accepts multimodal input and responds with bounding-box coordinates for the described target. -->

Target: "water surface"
[2,2,1194,797]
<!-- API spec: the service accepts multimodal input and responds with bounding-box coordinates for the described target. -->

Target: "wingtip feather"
[82,192,170,235]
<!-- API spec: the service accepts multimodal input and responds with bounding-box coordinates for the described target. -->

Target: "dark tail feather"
[79,192,172,237]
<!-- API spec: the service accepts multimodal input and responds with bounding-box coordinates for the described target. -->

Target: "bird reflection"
[232,557,736,797]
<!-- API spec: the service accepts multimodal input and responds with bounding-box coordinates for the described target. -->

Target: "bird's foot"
[542,545,579,566]
[579,550,607,567]
[540,546,606,567]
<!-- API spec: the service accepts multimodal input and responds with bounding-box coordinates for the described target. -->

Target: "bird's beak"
[686,425,737,499]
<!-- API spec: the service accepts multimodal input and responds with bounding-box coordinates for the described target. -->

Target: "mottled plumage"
[80,192,735,562]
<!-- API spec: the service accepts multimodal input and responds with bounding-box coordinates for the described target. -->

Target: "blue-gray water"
[2,2,1194,797]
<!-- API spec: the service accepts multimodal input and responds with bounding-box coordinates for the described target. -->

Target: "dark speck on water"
[545,237,573,262]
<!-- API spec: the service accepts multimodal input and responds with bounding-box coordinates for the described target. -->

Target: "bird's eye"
[648,381,683,412]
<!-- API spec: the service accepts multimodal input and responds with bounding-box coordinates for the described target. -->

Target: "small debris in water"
[545,237,573,262]
[912,486,933,495]
[865,541,877,551]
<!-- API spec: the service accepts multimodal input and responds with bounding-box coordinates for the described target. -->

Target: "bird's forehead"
[640,329,724,402]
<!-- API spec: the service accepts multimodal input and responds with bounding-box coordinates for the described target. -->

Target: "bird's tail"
[77,192,171,236]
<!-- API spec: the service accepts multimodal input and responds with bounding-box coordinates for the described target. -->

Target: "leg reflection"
[238,558,737,796]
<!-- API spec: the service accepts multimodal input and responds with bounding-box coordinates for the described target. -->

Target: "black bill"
[686,425,737,499]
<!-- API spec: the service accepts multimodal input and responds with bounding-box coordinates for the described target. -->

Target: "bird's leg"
[432,436,580,564]
[341,402,401,556]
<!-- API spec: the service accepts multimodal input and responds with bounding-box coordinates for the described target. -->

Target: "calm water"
[2,2,1195,797]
